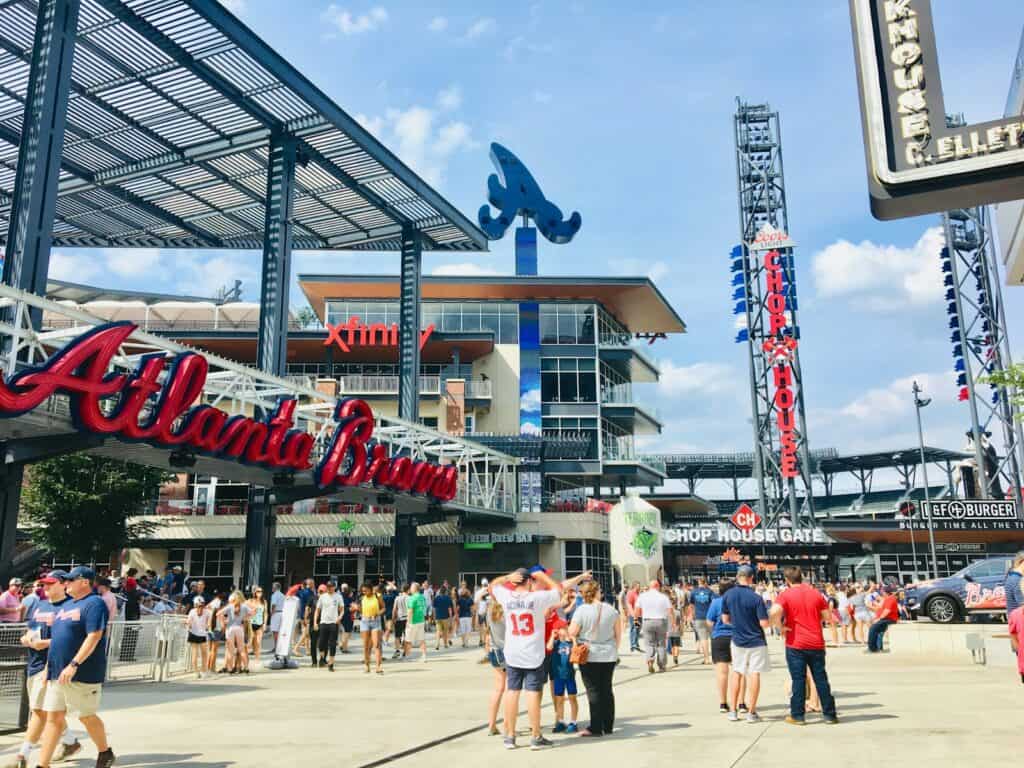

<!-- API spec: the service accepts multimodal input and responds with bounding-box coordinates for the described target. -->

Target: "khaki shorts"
[405,622,425,646]
[26,670,47,711]
[730,643,770,675]
[42,681,102,717]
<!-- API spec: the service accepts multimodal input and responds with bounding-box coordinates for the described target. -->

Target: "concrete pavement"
[0,633,1018,768]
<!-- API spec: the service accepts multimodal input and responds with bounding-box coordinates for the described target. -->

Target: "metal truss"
[941,194,1024,506]
[0,0,486,252]
[0,283,518,516]
[733,100,815,529]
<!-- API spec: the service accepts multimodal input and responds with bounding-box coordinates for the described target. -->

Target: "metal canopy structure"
[0,0,490,588]
[0,0,488,253]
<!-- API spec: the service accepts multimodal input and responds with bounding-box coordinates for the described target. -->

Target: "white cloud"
[355,99,477,186]
[503,36,554,60]
[174,254,260,300]
[321,5,388,36]
[520,422,542,437]
[48,251,100,283]
[221,0,246,14]
[533,90,553,104]
[437,84,462,111]
[427,15,448,32]
[105,248,161,278]
[836,371,955,425]
[657,361,739,399]
[464,17,496,40]
[431,262,502,276]
[520,387,542,414]
[812,226,945,310]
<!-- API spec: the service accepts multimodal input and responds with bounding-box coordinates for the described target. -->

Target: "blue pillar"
[257,133,297,378]
[398,227,423,422]
[515,226,537,276]
[247,134,296,596]
[3,0,81,306]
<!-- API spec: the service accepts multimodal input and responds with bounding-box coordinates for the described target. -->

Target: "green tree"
[21,454,172,563]
[981,365,1024,420]
[295,305,319,329]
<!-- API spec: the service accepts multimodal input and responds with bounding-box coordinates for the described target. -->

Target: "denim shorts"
[552,676,577,696]
[488,648,506,669]
[360,617,381,633]
[506,663,547,692]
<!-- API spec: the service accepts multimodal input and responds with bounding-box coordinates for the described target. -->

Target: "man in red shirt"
[770,567,838,725]
[625,582,640,652]
[867,586,899,653]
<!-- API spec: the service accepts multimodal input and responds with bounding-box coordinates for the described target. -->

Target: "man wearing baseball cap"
[36,566,114,768]
[721,565,770,723]
[488,566,562,751]
[6,571,81,768]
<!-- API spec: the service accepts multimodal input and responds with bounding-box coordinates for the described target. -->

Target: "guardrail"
[463,380,493,398]
[341,375,441,395]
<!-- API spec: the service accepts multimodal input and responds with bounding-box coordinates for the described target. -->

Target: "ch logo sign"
[730,504,762,533]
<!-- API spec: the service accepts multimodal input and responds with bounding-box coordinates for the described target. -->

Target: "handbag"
[570,604,602,665]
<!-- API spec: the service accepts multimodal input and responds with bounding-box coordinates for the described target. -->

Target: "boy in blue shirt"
[546,620,579,734]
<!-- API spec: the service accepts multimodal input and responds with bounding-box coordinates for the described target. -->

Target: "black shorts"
[669,636,681,648]
[394,619,407,639]
[187,633,207,644]
[341,615,354,632]
[711,636,732,664]
[318,623,339,655]
[507,663,548,692]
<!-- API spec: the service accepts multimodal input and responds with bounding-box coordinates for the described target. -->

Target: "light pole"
[913,381,939,580]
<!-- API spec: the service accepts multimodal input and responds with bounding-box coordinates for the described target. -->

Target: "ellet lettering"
[0,323,457,502]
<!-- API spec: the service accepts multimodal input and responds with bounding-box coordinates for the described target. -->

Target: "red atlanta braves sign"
[0,323,457,502]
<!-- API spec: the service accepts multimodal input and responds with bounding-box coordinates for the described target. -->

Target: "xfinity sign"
[849,0,1024,219]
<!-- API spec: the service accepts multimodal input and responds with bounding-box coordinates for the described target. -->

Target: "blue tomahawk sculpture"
[478,142,582,244]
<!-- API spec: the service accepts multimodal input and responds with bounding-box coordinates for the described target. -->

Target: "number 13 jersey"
[492,587,560,669]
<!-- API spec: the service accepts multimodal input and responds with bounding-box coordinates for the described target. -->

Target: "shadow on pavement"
[604,717,692,737]
[757,702,883,714]
[832,713,899,724]
[102,684,251,710]
[68,755,234,768]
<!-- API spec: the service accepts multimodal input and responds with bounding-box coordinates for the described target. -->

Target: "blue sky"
[55,2,1024,489]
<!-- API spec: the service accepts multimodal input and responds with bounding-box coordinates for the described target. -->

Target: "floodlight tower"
[731,100,815,529]
[941,117,1024,507]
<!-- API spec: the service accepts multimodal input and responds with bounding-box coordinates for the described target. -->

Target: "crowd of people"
[5,552,1024,764]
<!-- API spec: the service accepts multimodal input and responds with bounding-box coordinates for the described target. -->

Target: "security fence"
[0,615,191,733]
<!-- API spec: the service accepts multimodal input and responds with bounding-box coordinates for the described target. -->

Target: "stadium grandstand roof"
[647,447,969,482]
[0,0,487,252]
[46,277,219,304]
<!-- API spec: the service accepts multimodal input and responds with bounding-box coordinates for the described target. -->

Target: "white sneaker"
[746,712,761,724]
[727,711,740,722]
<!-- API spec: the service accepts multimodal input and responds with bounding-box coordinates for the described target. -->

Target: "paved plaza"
[0,630,1016,768]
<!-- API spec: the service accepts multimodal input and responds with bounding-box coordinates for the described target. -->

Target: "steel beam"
[243,486,276,593]
[393,515,418,586]
[257,134,297,377]
[2,0,80,307]
[0,461,22,586]
[398,227,423,422]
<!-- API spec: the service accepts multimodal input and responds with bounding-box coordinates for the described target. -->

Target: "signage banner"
[1,323,458,502]
[284,532,538,548]
[274,595,300,659]
[324,317,434,353]
[315,546,374,556]
[902,500,1024,531]
[664,523,830,547]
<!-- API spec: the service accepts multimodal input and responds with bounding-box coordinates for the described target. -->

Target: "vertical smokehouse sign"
[750,226,799,479]
[0,323,458,501]
[849,0,1024,219]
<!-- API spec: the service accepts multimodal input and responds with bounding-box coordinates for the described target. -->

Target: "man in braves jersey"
[36,567,114,768]
[490,567,562,751]
[7,571,81,768]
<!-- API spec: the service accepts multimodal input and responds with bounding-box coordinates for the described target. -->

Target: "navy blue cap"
[40,570,69,584]
[67,566,96,582]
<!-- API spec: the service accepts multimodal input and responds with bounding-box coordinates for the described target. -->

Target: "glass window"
[167,549,186,571]
[540,312,558,344]
[274,549,287,581]
[559,370,578,402]
[578,371,597,402]
[499,312,518,343]
[541,371,558,403]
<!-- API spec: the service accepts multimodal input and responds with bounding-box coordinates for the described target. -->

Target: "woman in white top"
[185,596,211,679]
[569,582,621,737]
[218,591,252,674]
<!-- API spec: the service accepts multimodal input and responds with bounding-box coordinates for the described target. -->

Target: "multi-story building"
[40,273,685,591]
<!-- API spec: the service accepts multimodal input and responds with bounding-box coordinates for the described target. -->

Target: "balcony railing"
[600,384,661,421]
[340,375,441,395]
[464,380,493,398]
[43,317,323,333]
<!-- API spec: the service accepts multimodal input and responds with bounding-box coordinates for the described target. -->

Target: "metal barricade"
[156,614,190,680]
[105,619,161,683]
[0,623,29,734]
